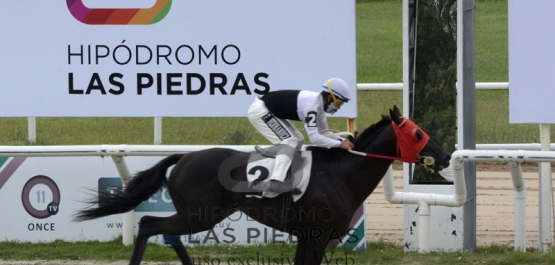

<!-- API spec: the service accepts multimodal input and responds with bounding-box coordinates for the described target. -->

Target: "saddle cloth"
[246,149,312,202]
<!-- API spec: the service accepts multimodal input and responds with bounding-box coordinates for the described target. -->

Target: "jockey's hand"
[339,140,354,150]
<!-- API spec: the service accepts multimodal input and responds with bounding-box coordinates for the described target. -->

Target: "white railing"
[451,150,555,252]
[356,82,508,91]
[382,166,466,252]
[382,148,551,253]
[0,144,262,157]
[1,145,549,252]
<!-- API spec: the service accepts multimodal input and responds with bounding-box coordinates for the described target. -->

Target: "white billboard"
[0,1,356,117]
[509,0,555,123]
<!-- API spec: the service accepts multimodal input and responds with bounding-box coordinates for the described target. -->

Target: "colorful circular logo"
[21,175,61,219]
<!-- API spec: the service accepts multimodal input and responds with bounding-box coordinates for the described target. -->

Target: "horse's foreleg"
[304,228,334,265]
[303,243,327,265]
[304,242,328,265]
[293,235,308,265]
[292,228,328,265]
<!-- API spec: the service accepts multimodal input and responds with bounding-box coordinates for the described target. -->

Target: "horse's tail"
[73,154,184,222]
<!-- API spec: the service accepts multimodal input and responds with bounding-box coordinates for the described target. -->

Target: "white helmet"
[321,78,351,102]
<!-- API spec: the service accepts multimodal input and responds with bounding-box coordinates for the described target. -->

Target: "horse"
[74,106,452,265]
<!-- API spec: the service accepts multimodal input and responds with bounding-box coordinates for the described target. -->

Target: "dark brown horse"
[74,106,451,265]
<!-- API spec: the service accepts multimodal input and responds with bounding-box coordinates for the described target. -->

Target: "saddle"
[246,146,312,201]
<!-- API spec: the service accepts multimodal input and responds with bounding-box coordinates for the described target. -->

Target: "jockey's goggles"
[331,96,345,108]
[326,80,348,108]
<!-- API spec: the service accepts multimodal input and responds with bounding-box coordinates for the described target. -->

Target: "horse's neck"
[344,125,397,204]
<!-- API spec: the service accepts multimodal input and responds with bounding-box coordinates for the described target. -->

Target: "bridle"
[323,117,437,172]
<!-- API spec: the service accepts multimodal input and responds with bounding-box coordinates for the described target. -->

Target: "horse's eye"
[412,128,423,142]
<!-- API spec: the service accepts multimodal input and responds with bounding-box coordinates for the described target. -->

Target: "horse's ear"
[390,107,402,124]
[393,105,401,116]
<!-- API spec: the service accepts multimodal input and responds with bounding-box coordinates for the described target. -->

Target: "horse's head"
[388,105,451,172]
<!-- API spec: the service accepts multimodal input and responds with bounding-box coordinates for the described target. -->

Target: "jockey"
[247,77,355,193]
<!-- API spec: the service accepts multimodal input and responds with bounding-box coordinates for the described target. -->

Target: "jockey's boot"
[267,152,301,195]
[267,180,301,195]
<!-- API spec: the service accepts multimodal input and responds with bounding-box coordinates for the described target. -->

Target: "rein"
[320,129,420,163]
[348,149,421,164]
[323,120,436,169]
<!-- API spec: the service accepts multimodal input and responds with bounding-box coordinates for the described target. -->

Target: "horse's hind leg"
[171,245,193,265]
[129,214,198,265]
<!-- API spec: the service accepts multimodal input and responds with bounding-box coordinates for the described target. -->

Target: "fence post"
[28,117,36,144]
[154,117,162,145]
[112,155,134,246]
[538,124,552,252]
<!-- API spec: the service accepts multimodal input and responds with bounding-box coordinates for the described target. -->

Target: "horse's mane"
[352,115,392,149]
[306,115,391,154]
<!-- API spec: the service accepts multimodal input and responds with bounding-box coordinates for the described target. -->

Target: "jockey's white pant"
[248,97,304,182]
